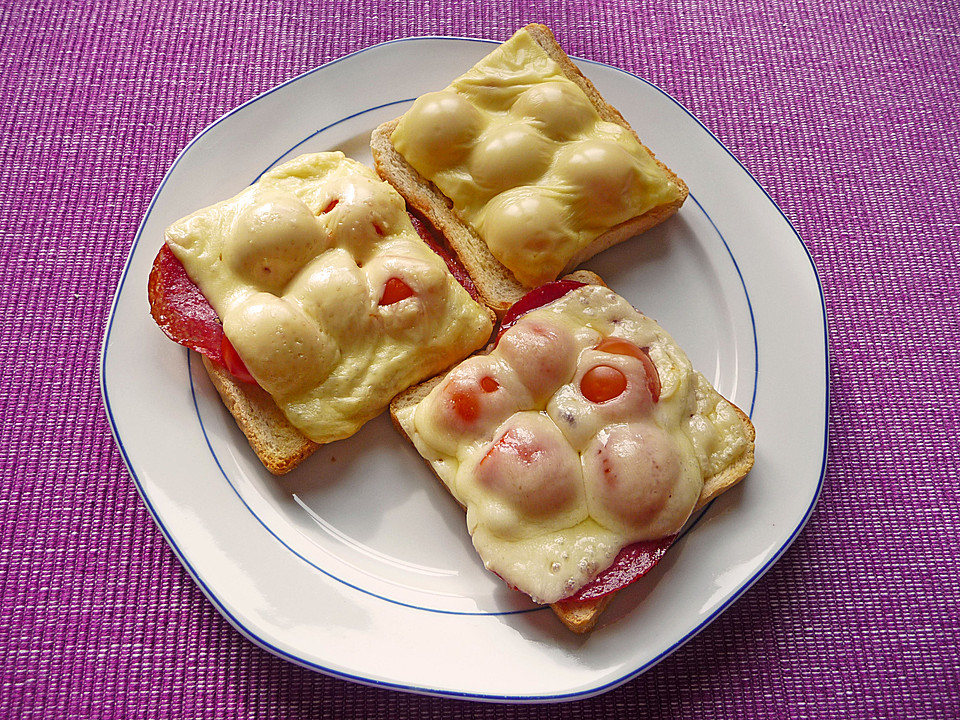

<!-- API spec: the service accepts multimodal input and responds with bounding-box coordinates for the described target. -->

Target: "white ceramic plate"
[101,36,828,702]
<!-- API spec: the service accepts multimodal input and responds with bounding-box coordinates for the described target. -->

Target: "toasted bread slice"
[389,272,755,633]
[201,356,320,475]
[152,152,496,475]
[371,24,689,315]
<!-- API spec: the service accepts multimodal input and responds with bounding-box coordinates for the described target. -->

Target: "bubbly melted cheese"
[165,152,493,443]
[390,28,683,287]
[395,285,752,604]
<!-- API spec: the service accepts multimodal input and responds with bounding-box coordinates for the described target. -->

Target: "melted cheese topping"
[395,285,752,604]
[164,152,493,443]
[390,28,683,287]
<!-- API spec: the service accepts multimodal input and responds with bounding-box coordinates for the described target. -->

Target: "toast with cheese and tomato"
[371,24,688,315]
[389,271,755,632]
[149,152,495,474]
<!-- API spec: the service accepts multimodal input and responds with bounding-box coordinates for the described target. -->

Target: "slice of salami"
[561,535,677,603]
[496,279,586,342]
[408,213,482,302]
[147,243,224,363]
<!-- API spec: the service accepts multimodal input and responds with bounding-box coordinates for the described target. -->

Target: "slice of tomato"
[450,387,481,423]
[148,244,224,363]
[594,336,661,402]
[379,277,415,306]
[221,335,258,384]
[580,364,628,403]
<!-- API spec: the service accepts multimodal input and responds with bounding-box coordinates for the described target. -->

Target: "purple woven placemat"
[2,0,958,717]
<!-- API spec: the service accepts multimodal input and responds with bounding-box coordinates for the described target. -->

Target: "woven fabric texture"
[1,0,958,717]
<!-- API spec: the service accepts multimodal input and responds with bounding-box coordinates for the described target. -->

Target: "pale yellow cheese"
[164,152,493,444]
[390,28,683,287]
[395,284,751,604]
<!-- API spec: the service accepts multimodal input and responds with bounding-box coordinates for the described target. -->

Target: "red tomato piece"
[481,426,541,467]
[221,335,257,384]
[594,337,644,361]
[580,365,628,403]
[450,388,481,423]
[379,277,415,305]
[445,375,498,425]
[595,337,661,402]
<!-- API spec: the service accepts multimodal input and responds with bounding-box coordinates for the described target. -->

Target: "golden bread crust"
[201,356,320,475]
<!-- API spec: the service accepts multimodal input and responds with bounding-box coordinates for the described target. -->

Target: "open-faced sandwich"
[390,272,755,632]
[372,23,688,315]
[149,152,495,474]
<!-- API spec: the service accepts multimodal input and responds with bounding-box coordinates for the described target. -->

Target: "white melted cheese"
[164,152,493,443]
[390,28,683,287]
[395,285,752,604]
